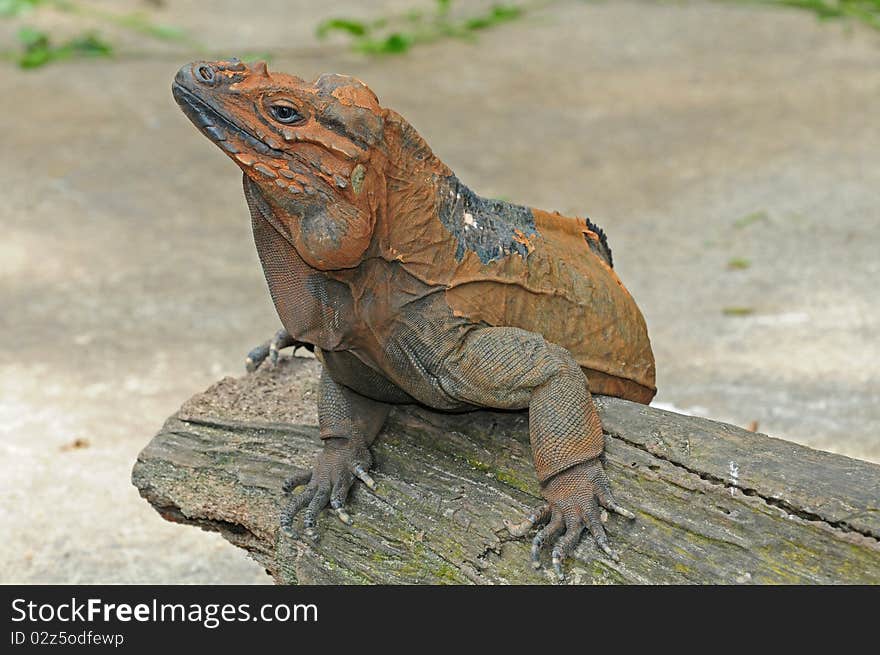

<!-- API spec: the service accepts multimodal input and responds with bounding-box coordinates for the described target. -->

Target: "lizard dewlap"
[173,59,656,579]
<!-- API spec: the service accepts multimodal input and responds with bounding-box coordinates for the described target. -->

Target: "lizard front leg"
[281,367,389,539]
[438,327,635,580]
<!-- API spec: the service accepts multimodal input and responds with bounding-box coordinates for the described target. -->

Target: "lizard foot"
[245,328,310,372]
[280,437,376,540]
[506,458,635,581]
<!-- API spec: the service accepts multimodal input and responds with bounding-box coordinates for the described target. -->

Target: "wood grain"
[132,357,880,584]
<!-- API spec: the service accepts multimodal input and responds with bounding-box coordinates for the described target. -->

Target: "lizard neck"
[243,174,355,350]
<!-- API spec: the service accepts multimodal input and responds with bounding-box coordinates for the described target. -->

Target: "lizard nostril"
[195,65,215,84]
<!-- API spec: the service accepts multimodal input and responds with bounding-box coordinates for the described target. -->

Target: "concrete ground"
[1,0,878,583]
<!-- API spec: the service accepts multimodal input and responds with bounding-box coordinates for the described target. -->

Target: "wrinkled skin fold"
[173,58,656,580]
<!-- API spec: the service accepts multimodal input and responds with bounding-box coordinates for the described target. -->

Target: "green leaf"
[314,1,527,57]
[239,52,273,64]
[16,27,112,68]
[733,210,769,229]
[17,25,48,47]
[774,0,880,30]
[722,307,755,317]
[16,25,52,68]
[139,23,186,41]
[358,32,413,55]
[465,4,522,31]
[490,4,523,20]
[726,257,751,270]
[0,0,44,18]
[18,45,50,68]
[316,18,369,39]
[68,32,113,57]
[380,32,412,52]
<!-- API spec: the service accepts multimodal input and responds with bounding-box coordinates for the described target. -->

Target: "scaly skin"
[173,59,657,580]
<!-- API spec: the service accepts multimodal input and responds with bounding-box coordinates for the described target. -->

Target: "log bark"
[132,356,880,584]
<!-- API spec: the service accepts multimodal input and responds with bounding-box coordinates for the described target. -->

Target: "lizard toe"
[580,494,620,563]
[280,484,317,538]
[503,503,551,538]
[551,516,585,582]
[530,509,564,569]
[302,486,331,540]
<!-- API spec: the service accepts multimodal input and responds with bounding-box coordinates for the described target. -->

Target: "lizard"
[172,58,657,580]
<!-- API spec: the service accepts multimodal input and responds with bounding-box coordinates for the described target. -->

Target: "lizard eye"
[270,104,304,124]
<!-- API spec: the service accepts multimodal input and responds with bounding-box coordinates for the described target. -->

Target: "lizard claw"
[331,499,352,525]
[352,464,377,491]
[551,547,565,581]
[605,500,635,520]
[245,344,270,373]
[503,504,550,537]
[245,328,309,372]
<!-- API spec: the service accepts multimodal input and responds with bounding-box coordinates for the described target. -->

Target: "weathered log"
[132,356,880,584]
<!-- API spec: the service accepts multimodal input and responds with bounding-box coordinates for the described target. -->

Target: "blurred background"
[1,0,878,583]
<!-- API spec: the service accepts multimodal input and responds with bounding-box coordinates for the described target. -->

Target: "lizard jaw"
[172,82,284,160]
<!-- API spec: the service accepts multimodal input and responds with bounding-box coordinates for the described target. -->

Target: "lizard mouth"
[172,82,285,158]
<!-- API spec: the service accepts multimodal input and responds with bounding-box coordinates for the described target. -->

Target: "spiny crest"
[585,217,613,268]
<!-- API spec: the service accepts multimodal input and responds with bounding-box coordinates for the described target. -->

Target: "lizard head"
[172,58,385,218]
